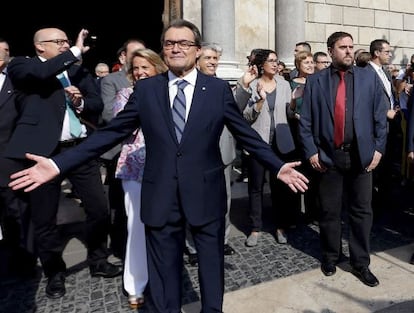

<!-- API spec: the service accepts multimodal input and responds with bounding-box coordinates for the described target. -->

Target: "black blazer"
[0,71,20,186]
[5,50,103,159]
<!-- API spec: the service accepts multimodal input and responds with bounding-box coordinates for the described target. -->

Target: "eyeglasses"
[163,40,197,50]
[316,61,331,65]
[39,39,72,46]
[265,59,278,64]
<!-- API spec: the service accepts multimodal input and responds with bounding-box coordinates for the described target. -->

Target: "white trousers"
[122,180,148,296]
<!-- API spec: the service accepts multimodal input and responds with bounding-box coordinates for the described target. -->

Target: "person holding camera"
[5,28,122,299]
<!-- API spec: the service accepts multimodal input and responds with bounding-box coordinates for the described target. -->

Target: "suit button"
[177,152,182,157]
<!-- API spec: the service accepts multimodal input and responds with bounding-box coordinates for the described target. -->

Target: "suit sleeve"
[53,89,141,173]
[224,83,283,174]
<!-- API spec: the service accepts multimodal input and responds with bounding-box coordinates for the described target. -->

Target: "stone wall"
[182,0,414,71]
[306,0,414,67]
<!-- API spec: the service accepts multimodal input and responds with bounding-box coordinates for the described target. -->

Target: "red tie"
[334,71,346,148]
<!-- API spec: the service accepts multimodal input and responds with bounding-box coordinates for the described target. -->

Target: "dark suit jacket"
[5,51,103,159]
[299,66,387,169]
[0,71,20,186]
[406,94,414,152]
[51,70,284,227]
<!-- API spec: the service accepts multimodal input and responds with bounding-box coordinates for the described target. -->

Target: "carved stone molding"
[163,0,182,25]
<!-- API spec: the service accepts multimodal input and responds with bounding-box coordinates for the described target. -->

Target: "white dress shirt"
[168,68,198,121]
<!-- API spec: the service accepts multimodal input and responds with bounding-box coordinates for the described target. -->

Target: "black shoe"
[188,253,198,266]
[410,253,414,265]
[352,267,379,287]
[224,244,236,255]
[46,272,66,299]
[321,262,336,276]
[90,261,122,278]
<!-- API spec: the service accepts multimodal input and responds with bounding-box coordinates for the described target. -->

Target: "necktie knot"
[338,71,345,80]
[176,79,189,90]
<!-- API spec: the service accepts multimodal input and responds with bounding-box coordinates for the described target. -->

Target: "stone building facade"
[164,0,414,80]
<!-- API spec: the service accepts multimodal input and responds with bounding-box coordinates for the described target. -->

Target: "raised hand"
[9,153,60,192]
[276,161,309,193]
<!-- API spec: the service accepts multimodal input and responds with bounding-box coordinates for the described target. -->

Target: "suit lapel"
[180,72,208,144]
[154,73,178,143]
[318,69,334,118]
[353,67,363,111]
[0,77,14,109]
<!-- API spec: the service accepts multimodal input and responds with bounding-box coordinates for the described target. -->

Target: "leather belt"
[59,138,85,148]
[336,143,352,152]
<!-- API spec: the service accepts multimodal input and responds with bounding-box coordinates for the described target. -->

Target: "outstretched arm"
[9,153,60,192]
[276,161,309,193]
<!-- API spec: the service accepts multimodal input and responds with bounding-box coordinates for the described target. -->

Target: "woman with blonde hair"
[113,48,168,309]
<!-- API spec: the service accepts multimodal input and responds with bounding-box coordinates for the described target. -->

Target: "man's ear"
[34,42,45,54]
[327,47,333,58]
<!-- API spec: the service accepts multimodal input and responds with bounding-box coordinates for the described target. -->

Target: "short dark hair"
[120,38,146,54]
[313,51,328,62]
[161,19,202,47]
[250,49,277,77]
[355,51,371,67]
[296,42,311,52]
[369,39,390,57]
[327,32,353,49]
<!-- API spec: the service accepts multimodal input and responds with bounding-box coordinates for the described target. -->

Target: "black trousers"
[0,187,32,253]
[318,149,373,269]
[28,149,110,277]
[146,199,225,313]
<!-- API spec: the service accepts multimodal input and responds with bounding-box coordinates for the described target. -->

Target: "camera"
[85,35,97,48]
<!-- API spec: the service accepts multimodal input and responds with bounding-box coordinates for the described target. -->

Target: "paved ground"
[1,170,414,312]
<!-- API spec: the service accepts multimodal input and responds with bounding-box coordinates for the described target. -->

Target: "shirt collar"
[168,67,198,88]
[330,65,353,76]
[369,61,383,72]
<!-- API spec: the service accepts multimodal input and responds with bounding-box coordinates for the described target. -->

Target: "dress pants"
[29,152,110,277]
[0,187,33,256]
[247,150,299,231]
[146,199,225,313]
[318,149,373,269]
[185,164,232,253]
[122,180,148,297]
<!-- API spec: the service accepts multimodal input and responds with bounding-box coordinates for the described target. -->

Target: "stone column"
[275,0,305,68]
[202,0,243,84]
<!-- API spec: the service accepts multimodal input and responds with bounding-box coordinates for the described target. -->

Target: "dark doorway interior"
[1,1,165,73]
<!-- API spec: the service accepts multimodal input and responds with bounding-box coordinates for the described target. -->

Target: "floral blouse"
[114,87,146,182]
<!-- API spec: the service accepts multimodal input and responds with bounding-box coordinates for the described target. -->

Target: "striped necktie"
[172,80,189,143]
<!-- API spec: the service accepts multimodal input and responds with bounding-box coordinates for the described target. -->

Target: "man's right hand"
[75,28,91,54]
[9,153,60,192]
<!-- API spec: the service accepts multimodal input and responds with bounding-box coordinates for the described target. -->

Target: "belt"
[336,143,352,152]
[59,138,85,148]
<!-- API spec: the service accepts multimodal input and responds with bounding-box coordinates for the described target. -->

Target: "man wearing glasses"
[9,20,308,312]
[313,51,331,72]
[5,28,122,299]
[368,39,403,221]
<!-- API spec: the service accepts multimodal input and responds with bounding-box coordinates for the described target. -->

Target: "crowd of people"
[1,18,414,313]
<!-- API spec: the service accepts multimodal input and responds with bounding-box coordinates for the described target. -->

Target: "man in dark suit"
[406,81,414,265]
[299,31,387,287]
[368,39,403,216]
[9,20,308,313]
[0,42,36,276]
[5,28,121,299]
